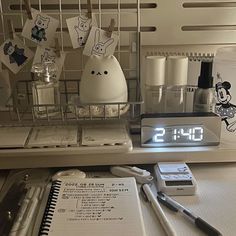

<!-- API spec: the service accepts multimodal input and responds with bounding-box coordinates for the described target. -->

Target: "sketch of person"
[91,29,114,56]
[74,15,92,47]
[215,73,236,132]
[3,41,28,66]
[31,15,50,42]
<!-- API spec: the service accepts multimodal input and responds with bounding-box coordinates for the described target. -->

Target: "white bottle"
[32,62,60,118]
[166,56,188,113]
[145,56,166,113]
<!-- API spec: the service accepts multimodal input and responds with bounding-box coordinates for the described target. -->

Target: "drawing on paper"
[3,41,28,66]
[92,29,114,56]
[41,51,56,63]
[74,15,92,46]
[31,15,50,42]
[215,73,236,132]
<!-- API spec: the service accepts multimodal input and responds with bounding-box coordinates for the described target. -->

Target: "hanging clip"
[7,19,14,40]
[23,0,33,20]
[106,18,115,38]
[86,0,92,19]
[54,38,61,57]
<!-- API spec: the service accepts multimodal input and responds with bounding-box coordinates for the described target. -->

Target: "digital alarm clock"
[141,113,221,147]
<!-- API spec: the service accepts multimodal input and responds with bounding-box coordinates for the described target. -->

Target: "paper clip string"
[7,19,14,40]
[54,38,61,57]
[23,0,33,19]
[87,0,92,19]
[107,18,115,38]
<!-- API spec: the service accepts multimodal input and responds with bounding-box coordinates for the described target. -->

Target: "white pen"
[9,198,30,236]
[141,184,177,236]
[9,186,36,236]
[17,187,41,236]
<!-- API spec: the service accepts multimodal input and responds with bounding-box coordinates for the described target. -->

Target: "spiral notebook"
[38,177,146,236]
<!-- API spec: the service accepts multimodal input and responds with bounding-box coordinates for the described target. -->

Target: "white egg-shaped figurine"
[80,55,128,103]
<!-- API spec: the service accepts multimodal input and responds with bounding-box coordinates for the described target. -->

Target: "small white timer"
[80,55,128,103]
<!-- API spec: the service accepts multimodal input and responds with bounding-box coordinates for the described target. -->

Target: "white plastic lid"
[166,56,188,86]
[145,56,166,86]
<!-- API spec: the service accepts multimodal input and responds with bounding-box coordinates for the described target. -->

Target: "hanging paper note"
[0,36,34,74]
[22,8,59,46]
[66,13,97,48]
[83,26,119,57]
[32,46,66,81]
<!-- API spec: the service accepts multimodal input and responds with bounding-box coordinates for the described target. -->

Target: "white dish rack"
[5,78,142,124]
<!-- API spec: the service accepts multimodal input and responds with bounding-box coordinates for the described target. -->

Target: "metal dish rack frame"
[0,0,142,125]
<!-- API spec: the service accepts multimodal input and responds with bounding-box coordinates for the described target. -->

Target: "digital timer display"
[152,126,204,143]
[141,113,221,147]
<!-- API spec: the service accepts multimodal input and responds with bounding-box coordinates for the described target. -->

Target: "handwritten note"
[39,178,146,236]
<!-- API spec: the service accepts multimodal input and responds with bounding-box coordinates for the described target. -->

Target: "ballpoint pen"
[157,192,223,236]
[141,184,177,236]
[17,187,41,236]
[9,186,36,236]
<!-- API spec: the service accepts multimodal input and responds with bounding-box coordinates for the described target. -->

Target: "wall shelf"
[0,135,234,169]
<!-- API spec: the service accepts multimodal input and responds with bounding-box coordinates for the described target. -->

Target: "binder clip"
[23,0,33,20]
[54,37,61,57]
[86,0,92,19]
[106,18,115,38]
[7,19,14,40]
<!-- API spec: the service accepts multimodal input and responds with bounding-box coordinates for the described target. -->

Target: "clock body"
[141,113,221,147]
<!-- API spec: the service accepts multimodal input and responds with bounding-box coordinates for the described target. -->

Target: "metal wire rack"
[6,77,142,123]
[0,0,142,124]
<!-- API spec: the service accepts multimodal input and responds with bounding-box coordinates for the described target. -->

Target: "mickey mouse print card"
[0,36,33,74]
[32,46,66,81]
[83,26,119,57]
[22,9,59,46]
[66,13,97,49]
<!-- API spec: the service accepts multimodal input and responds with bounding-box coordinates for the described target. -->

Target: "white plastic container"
[145,56,166,113]
[166,56,188,113]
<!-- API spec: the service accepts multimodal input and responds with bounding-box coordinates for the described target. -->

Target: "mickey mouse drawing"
[215,73,236,132]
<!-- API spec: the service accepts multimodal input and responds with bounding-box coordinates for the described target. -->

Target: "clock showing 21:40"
[141,113,221,147]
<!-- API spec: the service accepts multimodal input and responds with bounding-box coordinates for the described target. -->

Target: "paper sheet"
[40,178,146,236]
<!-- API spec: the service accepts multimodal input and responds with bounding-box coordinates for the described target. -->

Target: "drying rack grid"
[0,0,142,124]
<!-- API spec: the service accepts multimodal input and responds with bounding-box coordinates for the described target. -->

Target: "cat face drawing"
[74,16,92,47]
[3,41,28,66]
[80,55,128,103]
[78,16,91,32]
[31,15,50,42]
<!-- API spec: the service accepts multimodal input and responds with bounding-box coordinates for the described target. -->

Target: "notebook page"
[43,178,146,236]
